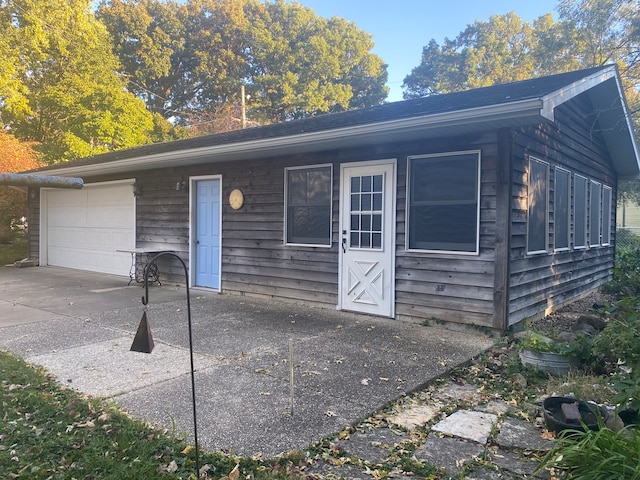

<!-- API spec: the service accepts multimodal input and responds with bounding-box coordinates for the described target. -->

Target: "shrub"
[538,424,640,479]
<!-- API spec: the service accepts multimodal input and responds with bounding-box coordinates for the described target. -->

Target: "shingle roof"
[34,65,639,178]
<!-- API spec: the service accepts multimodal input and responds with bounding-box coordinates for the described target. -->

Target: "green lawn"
[0,234,28,266]
[0,351,307,479]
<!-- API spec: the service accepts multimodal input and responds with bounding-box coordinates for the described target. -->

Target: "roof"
[34,65,640,179]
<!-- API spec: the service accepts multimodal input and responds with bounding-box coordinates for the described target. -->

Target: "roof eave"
[39,98,545,177]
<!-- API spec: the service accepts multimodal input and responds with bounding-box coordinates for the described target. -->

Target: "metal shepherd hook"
[133,252,200,477]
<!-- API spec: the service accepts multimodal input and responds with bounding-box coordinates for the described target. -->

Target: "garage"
[41,181,135,276]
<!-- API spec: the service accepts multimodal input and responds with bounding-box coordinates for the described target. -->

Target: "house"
[25,65,640,332]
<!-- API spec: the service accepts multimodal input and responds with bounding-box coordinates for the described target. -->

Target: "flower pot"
[519,349,580,376]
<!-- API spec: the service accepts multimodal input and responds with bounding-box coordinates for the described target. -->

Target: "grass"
[0,350,307,479]
[0,234,28,266]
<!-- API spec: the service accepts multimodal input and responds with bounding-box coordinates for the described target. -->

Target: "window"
[407,151,480,254]
[349,174,383,249]
[554,168,570,251]
[527,157,549,254]
[590,180,602,247]
[574,175,588,249]
[285,165,332,246]
[602,186,612,246]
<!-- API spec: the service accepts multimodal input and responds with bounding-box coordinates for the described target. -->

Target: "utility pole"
[241,85,246,129]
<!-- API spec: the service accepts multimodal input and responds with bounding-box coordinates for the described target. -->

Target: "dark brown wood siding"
[394,132,498,328]
[508,95,616,325]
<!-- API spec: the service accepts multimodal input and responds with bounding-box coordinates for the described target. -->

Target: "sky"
[292,0,560,102]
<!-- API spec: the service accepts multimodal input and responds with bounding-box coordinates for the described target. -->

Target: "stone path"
[304,382,553,479]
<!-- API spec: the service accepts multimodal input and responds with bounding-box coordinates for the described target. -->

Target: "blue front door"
[195,179,221,289]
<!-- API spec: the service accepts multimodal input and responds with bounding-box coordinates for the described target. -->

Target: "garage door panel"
[44,182,135,276]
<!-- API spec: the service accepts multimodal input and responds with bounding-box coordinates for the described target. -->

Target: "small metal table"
[117,248,166,285]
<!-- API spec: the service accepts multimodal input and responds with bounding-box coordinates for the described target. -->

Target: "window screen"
[590,181,602,247]
[554,168,570,250]
[574,175,587,248]
[602,186,612,245]
[285,165,332,245]
[407,152,480,253]
[527,158,549,254]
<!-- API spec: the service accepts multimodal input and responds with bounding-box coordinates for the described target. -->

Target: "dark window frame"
[406,150,481,255]
[284,164,333,247]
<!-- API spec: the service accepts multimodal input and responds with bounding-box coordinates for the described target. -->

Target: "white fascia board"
[42,98,545,177]
[540,65,617,121]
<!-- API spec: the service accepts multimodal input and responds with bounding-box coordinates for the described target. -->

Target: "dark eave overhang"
[35,98,546,177]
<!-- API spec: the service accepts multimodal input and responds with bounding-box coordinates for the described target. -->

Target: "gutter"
[37,98,545,177]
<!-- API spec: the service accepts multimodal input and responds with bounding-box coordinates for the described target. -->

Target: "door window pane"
[349,174,384,250]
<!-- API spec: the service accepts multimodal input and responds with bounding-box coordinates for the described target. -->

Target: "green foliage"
[98,0,388,128]
[538,423,640,479]
[604,245,640,296]
[520,329,593,362]
[0,0,172,164]
[593,297,640,369]
[403,0,640,119]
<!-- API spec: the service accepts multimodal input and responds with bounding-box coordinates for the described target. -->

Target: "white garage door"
[42,182,135,276]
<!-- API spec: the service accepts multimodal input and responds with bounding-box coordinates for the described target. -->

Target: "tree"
[98,0,388,128]
[0,0,164,163]
[0,132,41,242]
[403,12,577,98]
[403,0,639,99]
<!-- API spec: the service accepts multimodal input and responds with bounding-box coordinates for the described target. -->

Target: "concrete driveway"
[0,266,494,457]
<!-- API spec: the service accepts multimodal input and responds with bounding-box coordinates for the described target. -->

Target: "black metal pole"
[142,252,200,477]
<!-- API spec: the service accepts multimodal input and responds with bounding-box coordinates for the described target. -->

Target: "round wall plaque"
[229,188,244,209]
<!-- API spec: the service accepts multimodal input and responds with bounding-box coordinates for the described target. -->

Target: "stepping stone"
[490,449,550,478]
[495,417,553,451]
[476,400,512,416]
[387,405,440,430]
[432,409,498,444]
[414,435,485,477]
[336,427,410,464]
[434,383,480,402]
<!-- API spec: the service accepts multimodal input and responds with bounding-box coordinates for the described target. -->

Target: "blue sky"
[293,0,560,101]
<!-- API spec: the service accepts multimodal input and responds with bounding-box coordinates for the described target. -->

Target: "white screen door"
[339,160,396,317]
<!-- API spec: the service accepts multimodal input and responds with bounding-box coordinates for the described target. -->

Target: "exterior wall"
[508,96,617,325]
[394,132,499,329]
[25,98,617,330]
[26,133,502,328]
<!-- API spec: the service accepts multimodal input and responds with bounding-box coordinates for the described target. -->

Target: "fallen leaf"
[181,445,193,455]
[229,463,240,480]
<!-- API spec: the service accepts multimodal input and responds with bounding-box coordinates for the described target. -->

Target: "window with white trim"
[554,168,570,251]
[527,157,549,254]
[574,175,588,249]
[285,165,332,246]
[590,180,602,247]
[602,185,612,246]
[407,151,480,254]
